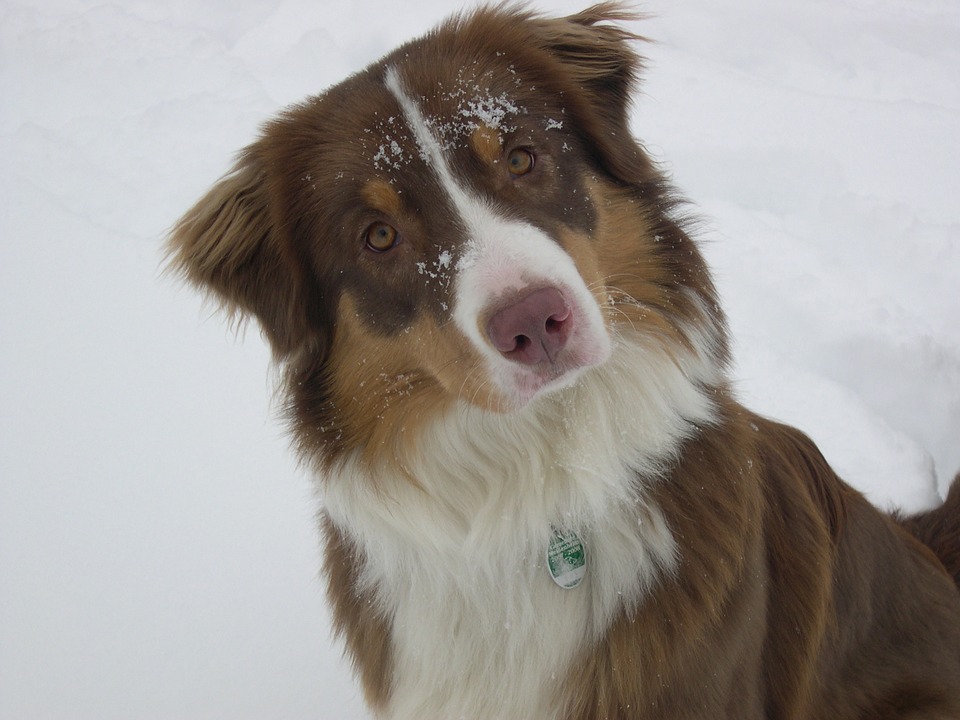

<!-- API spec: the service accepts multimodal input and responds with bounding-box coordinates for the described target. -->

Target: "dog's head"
[168,3,727,464]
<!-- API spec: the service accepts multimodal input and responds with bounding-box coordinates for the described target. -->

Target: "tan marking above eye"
[470,125,504,165]
[366,222,399,252]
[362,179,403,218]
[507,148,535,177]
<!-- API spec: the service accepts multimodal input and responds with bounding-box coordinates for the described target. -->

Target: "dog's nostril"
[486,288,572,366]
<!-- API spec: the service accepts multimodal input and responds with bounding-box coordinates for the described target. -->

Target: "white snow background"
[2,0,958,718]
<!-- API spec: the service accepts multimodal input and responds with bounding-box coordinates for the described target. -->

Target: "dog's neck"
[321,331,722,718]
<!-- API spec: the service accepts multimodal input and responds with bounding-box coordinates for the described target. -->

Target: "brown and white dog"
[168,4,960,718]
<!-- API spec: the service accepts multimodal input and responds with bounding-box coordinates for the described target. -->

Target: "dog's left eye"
[506,148,535,177]
[365,222,399,252]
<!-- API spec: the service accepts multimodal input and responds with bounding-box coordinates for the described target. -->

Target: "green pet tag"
[547,526,587,589]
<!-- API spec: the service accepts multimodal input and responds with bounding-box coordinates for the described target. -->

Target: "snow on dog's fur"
[168,4,960,718]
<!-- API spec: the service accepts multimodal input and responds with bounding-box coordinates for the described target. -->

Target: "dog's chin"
[488,344,613,412]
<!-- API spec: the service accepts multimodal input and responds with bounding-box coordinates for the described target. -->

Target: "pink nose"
[486,287,572,365]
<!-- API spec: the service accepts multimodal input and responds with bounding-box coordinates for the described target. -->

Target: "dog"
[168,4,960,718]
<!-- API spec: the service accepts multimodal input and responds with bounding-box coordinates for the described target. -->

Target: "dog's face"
[169,5,726,463]
[301,59,618,412]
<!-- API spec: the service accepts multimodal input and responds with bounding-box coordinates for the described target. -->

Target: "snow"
[1,1,957,718]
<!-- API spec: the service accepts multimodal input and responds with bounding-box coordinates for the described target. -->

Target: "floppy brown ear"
[532,3,655,184]
[167,150,319,357]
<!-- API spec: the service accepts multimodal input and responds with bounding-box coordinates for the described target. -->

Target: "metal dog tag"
[546,526,587,589]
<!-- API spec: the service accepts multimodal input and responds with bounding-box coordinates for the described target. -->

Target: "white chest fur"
[321,337,718,719]
[382,508,673,719]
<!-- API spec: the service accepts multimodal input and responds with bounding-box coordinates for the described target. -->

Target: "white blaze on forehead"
[383,64,581,290]
[385,66,520,291]
[384,66,522,281]
[384,66,478,218]
[384,65,611,400]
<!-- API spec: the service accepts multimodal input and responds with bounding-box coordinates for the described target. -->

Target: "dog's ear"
[532,3,655,184]
[167,149,320,358]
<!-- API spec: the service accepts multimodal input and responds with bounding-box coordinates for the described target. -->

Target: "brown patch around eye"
[470,125,503,166]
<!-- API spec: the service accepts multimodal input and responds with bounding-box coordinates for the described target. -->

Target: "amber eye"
[506,148,535,177]
[365,222,399,252]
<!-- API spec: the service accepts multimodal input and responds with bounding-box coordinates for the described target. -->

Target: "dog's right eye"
[365,222,400,252]
[506,148,535,177]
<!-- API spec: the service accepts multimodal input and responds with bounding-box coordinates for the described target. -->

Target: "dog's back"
[901,478,960,588]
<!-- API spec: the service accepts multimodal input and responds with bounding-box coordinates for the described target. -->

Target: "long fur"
[168,5,960,718]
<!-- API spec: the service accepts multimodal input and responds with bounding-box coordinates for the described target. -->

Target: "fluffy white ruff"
[322,329,720,719]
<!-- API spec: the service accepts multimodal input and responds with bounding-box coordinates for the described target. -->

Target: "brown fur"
[321,515,394,709]
[900,477,960,587]
[560,409,960,719]
[168,4,960,718]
